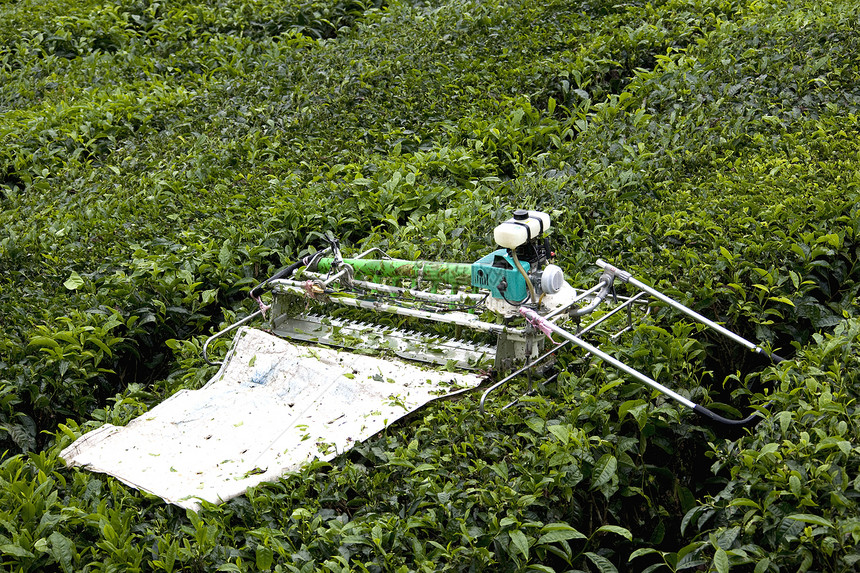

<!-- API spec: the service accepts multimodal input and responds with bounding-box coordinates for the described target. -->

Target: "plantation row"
[1,0,859,571]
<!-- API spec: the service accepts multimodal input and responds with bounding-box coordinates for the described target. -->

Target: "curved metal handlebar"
[202,309,264,366]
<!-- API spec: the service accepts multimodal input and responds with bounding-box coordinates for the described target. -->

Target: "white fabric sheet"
[61,327,483,510]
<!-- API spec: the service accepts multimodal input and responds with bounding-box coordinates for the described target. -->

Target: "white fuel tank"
[493,210,551,249]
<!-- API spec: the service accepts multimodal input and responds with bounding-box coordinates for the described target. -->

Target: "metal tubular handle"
[577,291,648,336]
[202,310,263,366]
[569,276,612,317]
[479,340,570,414]
[480,292,650,414]
[519,307,763,427]
[596,259,786,364]
[545,281,606,320]
[521,308,697,408]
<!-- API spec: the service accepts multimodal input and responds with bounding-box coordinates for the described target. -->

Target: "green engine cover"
[471,249,530,301]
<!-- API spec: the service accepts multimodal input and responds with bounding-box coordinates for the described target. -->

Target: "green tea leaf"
[28,336,60,348]
[547,424,570,444]
[596,525,632,541]
[537,529,587,545]
[64,271,84,290]
[713,548,729,573]
[585,551,618,573]
[629,547,660,561]
[0,544,35,558]
[256,545,273,570]
[509,529,529,559]
[787,514,834,528]
[591,454,617,489]
[48,532,75,573]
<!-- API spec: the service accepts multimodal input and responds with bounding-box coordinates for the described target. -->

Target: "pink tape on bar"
[519,307,560,345]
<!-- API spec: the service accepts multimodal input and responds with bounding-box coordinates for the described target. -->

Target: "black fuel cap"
[513,209,529,220]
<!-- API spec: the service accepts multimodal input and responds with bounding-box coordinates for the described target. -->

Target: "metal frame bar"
[479,291,650,413]
[505,260,786,426]
[522,307,696,408]
[301,274,487,305]
[270,280,512,335]
[520,306,764,426]
[597,259,784,363]
[202,309,264,366]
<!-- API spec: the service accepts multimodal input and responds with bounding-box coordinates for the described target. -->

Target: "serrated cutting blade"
[271,314,494,370]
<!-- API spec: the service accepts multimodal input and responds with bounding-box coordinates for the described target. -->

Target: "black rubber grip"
[693,404,762,427]
[249,260,303,298]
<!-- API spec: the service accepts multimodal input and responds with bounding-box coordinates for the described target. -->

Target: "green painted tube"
[314,258,473,286]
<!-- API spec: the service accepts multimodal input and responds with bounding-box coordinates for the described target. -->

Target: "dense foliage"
[1,0,859,570]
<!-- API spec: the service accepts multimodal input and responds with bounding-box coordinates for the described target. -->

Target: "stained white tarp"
[61,327,484,510]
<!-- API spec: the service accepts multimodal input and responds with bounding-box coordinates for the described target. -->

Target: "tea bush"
[1,0,860,570]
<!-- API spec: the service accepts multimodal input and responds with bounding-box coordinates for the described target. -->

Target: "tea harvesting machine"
[62,209,785,508]
[213,208,785,423]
